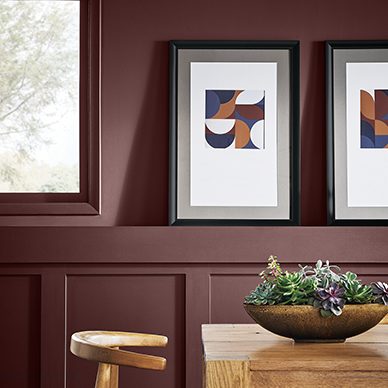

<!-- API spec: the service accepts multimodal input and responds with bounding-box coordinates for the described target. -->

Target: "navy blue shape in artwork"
[375,135,388,148]
[361,135,375,148]
[257,96,265,109]
[361,120,375,148]
[214,90,235,104]
[205,90,220,119]
[205,133,234,148]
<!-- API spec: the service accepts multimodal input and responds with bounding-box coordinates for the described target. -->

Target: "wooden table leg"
[205,360,249,388]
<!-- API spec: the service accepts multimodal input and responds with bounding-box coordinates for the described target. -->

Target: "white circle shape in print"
[205,119,235,134]
[250,120,264,149]
[235,90,264,105]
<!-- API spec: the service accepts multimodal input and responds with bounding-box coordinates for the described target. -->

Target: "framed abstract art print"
[169,41,300,225]
[327,41,388,225]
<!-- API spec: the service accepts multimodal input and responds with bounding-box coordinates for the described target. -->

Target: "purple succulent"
[372,282,388,305]
[315,282,345,316]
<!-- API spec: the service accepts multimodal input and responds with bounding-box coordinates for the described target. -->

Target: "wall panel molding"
[41,272,66,388]
[65,273,185,388]
[0,275,41,388]
[1,227,388,264]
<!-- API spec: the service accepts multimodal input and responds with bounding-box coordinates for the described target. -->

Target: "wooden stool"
[70,331,168,388]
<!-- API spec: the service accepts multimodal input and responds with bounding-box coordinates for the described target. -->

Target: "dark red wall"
[1,0,388,226]
[101,0,388,226]
[3,1,388,387]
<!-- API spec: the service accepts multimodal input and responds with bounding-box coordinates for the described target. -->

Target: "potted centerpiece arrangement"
[244,256,388,342]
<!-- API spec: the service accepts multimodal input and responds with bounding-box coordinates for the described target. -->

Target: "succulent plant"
[372,282,388,305]
[312,282,345,317]
[259,255,283,281]
[341,272,373,304]
[273,272,317,305]
[244,257,388,318]
[244,282,278,305]
[299,259,341,288]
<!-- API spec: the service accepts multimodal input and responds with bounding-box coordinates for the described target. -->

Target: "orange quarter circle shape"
[375,120,388,135]
[235,120,250,148]
[360,90,375,120]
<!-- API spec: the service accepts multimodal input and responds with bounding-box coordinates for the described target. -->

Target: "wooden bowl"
[244,304,388,343]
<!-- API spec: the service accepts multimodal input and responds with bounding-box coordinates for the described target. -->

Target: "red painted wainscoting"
[1,227,388,387]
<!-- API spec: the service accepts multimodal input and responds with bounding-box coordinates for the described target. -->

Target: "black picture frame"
[169,40,300,226]
[327,40,388,226]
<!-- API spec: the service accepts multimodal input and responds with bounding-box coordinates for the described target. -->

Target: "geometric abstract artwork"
[205,90,265,149]
[360,89,388,148]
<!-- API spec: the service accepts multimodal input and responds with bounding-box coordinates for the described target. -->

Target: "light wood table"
[202,324,388,388]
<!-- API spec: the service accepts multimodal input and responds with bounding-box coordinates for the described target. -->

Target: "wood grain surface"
[202,324,388,387]
[71,331,168,387]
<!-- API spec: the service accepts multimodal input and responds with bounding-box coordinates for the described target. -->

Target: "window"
[0,0,100,215]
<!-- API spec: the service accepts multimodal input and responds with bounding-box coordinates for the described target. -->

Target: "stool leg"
[95,363,111,388]
[109,365,119,388]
